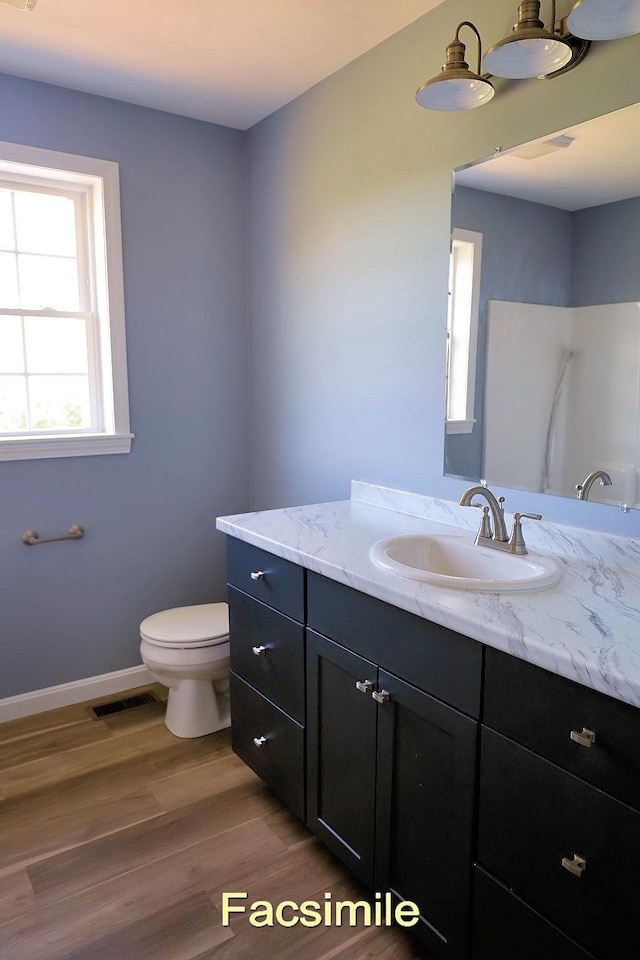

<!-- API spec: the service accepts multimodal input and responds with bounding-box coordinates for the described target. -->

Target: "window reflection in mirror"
[446,229,482,436]
[444,101,640,510]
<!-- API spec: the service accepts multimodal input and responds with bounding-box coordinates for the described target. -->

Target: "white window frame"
[0,141,132,461]
[445,228,482,436]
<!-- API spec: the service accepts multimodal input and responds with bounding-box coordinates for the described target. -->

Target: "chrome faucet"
[575,469,612,501]
[459,484,542,555]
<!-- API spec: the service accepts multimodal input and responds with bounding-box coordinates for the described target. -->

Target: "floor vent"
[90,691,159,719]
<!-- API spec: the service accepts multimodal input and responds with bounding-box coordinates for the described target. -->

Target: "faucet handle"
[470,504,493,540]
[509,512,542,555]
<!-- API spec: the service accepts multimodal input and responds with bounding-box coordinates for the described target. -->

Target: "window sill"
[446,420,476,436]
[0,433,134,462]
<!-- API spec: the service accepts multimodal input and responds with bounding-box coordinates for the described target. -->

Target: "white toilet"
[139,602,230,738]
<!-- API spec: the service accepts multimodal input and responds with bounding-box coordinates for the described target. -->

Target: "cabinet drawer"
[226,538,305,622]
[478,727,640,960]
[228,587,305,724]
[472,867,596,960]
[484,647,640,810]
[307,571,482,717]
[230,672,304,822]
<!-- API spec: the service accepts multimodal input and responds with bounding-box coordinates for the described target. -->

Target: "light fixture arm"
[455,21,484,75]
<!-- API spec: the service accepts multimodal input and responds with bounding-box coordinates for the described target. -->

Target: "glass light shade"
[416,72,495,111]
[483,33,573,78]
[567,0,640,40]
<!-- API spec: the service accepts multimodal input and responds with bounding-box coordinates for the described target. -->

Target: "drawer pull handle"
[570,727,596,748]
[355,680,374,694]
[252,645,268,656]
[561,854,587,877]
[372,689,390,704]
[250,571,265,581]
[253,736,267,748]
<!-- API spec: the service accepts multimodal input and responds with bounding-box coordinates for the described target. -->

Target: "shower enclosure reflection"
[444,102,640,509]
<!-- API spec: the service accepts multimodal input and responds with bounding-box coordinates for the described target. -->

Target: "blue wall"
[3,0,640,700]
[246,0,640,537]
[0,74,249,698]
[571,196,640,305]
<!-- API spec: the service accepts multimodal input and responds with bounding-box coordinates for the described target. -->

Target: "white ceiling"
[0,0,445,130]
[456,101,640,211]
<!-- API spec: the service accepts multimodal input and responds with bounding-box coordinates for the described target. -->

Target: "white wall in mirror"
[484,300,640,506]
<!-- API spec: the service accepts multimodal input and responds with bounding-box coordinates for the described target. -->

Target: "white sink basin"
[369,534,561,592]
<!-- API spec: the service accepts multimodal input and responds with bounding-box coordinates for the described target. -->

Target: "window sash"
[0,140,132,460]
[446,229,482,434]
[0,179,104,436]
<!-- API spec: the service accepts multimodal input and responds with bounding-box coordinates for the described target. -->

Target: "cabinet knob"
[250,570,265,580]
[253,736,267,748]
[372,689,390,703]
[570,727,596,748]
[252,645,268,657]
[355,680,374,694]
[561,854,587,877]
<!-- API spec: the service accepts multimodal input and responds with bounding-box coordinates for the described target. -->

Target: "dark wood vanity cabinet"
[475,648,640,960]
[225,536,640,960]
[306,573,482,960]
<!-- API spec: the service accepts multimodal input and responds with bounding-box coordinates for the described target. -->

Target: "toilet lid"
[140,602,229,646]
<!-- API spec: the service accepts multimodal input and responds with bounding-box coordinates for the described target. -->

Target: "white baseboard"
[0,665,154,723]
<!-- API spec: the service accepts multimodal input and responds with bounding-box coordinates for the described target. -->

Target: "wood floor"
[0,685,425,960]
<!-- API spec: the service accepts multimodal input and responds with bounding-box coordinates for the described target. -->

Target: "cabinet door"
[306,629,378,886]
[375,670,478,960]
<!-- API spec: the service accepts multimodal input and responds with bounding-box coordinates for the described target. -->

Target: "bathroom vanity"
[217,482,640,960]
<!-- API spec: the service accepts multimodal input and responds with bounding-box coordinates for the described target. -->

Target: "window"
[0,141,132,460]
[445,228,482,435]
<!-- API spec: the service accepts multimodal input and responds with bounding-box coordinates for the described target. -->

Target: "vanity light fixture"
[415,21,495,111]
[567,0,640,40]
[416,0,640,112]
[483,1,573,79]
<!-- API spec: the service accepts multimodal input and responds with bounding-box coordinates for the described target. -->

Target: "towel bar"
[22,524,85,546]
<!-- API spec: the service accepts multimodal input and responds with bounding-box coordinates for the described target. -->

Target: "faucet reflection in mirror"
[416,0,640,111]
[575,469,613,501]
[444,102,640,512]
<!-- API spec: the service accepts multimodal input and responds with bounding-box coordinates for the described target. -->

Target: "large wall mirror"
[444,101,640,510]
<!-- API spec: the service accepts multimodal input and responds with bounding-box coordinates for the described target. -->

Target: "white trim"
[0,140,121,184]
[0,140,131,460]
[446,419,476,435]
[0,664,153,722]
[0,432,133,460]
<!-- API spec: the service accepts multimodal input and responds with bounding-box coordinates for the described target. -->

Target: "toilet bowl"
[139,602,230,739]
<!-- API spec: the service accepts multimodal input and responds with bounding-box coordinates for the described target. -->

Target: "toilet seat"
[140,602,229,648]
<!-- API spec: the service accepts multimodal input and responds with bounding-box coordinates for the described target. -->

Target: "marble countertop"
[216,481,640,709]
